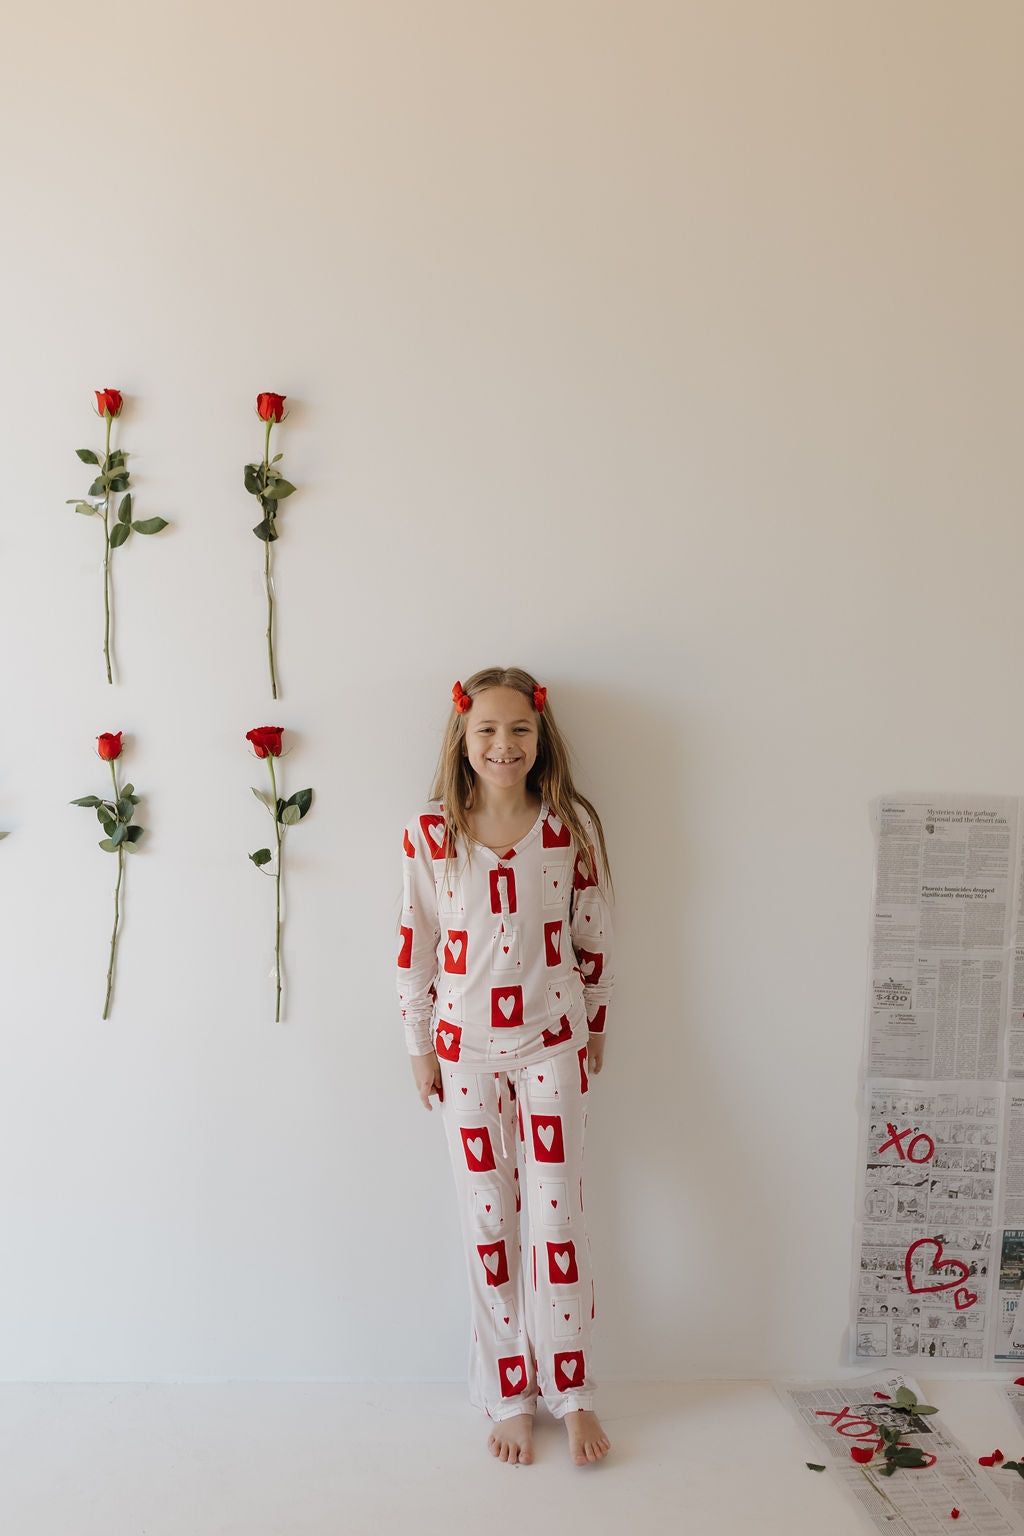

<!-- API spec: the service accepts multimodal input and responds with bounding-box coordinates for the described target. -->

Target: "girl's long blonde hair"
[430,666,612,894]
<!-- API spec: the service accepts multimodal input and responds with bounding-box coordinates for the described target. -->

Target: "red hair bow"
[533,685,547,714]
[452,680,472,714]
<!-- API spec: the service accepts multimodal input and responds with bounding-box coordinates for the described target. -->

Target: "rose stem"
[102,410,112,685]
[103,758,122,1019]
[267,751,282,1021]
[262,416,277,699]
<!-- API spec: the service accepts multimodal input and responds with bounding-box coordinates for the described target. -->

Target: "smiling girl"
[397,666,614,1466]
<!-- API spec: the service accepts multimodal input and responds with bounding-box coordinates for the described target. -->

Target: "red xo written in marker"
[877,1122,935,1163]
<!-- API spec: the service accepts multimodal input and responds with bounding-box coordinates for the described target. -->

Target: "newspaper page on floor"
[854,798,1024,1366]
[777,1370,1024,1533]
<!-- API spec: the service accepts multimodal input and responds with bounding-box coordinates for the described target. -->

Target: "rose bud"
[96,732,123,761]
[246,726,284,759]
[256,393,286,423]
[95,389,124,418]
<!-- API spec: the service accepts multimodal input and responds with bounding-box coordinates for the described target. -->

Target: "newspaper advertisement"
[853,1082,1002,1365]
[776,1370,1024,1533]
[868,799,1015,1081]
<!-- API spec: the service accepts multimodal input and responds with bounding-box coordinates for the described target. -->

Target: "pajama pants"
[439,1042,596,1421]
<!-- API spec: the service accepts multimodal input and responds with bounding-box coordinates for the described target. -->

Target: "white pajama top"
[398,801,613,1070]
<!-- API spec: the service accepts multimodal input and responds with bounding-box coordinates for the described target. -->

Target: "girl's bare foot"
[566,1408,610,1465]
[487,1413,534,1465]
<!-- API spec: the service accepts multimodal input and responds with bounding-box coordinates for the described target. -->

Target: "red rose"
[850,1446,874,1464]
[95,389,123,418]
[246,726,283,758]
[97,732,123,760]
[256,393,286,423]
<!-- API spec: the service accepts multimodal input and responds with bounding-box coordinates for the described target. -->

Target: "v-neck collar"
[470,801,547,862]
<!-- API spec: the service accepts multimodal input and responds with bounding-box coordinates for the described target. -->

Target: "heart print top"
[397,801,613,1070]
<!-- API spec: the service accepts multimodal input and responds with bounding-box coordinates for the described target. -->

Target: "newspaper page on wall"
[777,1370,1024,1534]
[867,798,1015,1082]
[854,797,1024,1367]
[853,1081,1002,1367]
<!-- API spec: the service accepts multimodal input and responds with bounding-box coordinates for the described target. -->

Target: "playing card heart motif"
[489,867,517,914]
[403,829,416,858]
[542,1015,573,1048]
[531,1115,565,1163]
[544,920,563,967]
[499,1353,527,1398]
[903,1237,970,1294]
[444,930,467,974]
[542,812,571,848]
[477,1241,509,1287]
[491,985,523,1029]
[461,1127,496,1172]
[435,1022,462,1062]
[419,814,450,860]
[954,1286,978,1310]
[588,1005,606,1034]
[554,1351,584,1393]
[576,948,603,985]
[547,1241,579,1283]
[573,846,598,891]
[397,925,412,969]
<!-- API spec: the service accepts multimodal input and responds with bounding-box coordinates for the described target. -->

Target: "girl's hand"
[588,1035,605,1076]
[412,1050,444,1110]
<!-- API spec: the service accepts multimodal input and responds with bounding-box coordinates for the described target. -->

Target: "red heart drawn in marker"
[954,1286,978,1310]
[904,1237,970,1294]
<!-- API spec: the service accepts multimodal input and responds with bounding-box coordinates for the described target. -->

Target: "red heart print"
[954,1286,978,1310]
[485,1204,491,1212]
[461,1087,468,1094]
[564,1313,570,1321]
[551,1199,557,1208]
[904,1237,970,1294]
[553,880,558,888]
[537,1075,544,1082]
[503,945,509,954]
[504,1317,509,1325]
[585,914,591,922]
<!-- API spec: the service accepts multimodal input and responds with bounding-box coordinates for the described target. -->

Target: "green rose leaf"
[109,521,131,548]
[108,474,130,493]
[116,795,134,820]
[73,502,98,516]
[262,480,296,500]
[252,518,278,542]
[118,493,132,524]
[76,448,100,464]
[132,517,168,535]
[122,783,134,796]
[244,464,263,495]
[275,799,286,821]
[124,825,145,843]
[111,823,128,847]
[108,450,126,467]
[71,795,103,807]
[280,804,301,826]
[286,788,313,819]
[0,830,8,840]
[251,786,274,811]
[250,848,272,867]
[98,838,117,852]
[272,452,283,463]
[805,1464,825,1473]
[88,476,106,496]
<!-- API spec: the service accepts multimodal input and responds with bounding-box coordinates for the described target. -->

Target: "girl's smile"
[463,687,539,795]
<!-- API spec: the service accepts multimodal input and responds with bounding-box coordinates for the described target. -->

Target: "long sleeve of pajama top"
[397,801,613,1070]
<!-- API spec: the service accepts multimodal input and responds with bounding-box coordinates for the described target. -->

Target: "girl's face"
[462,686,540,794]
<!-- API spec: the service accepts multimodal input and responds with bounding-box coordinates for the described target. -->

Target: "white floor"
[0,1378,1019,1536]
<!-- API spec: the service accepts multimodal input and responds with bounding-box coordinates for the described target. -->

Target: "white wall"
[2,0,1022,1381]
